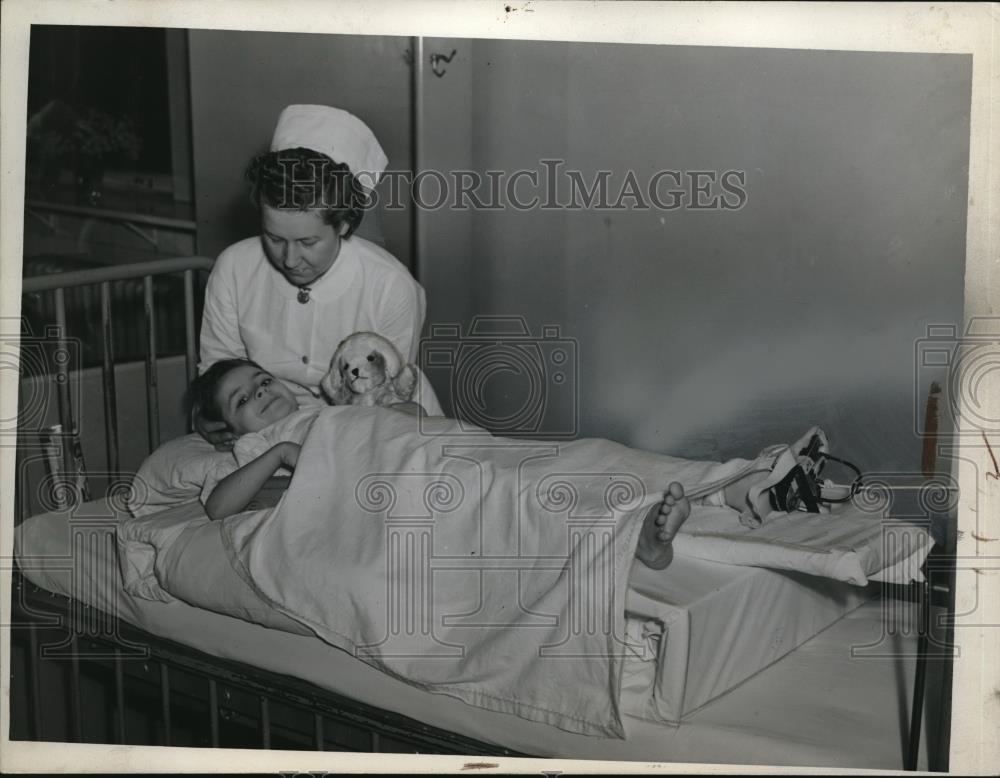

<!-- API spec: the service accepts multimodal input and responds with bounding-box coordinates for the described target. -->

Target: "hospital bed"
[8,257,953,769]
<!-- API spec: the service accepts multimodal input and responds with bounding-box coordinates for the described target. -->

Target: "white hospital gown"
[199,408,321,504]
[199,235,443,414]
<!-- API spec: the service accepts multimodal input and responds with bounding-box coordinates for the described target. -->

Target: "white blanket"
[220,407,741,736]
[117,409,933,736]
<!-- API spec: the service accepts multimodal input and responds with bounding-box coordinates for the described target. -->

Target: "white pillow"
[128,434,235,517]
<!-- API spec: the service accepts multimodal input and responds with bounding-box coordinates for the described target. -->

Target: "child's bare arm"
[205,442,300,520]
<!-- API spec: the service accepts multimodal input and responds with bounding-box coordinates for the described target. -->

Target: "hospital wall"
[187,31,414,264]
[187,35,971,474]
[420,41,971,473]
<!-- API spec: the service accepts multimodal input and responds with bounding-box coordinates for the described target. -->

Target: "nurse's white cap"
[270,104,388,192]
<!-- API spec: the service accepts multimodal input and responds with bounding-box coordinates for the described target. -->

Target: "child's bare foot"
[635,482,691,570]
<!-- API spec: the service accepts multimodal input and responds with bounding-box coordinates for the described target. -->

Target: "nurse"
[196,104,442,447]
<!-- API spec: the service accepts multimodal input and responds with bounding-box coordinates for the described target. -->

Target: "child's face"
[215,366,297,435]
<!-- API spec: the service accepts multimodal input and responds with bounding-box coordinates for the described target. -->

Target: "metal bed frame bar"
[20,256,214,479]
[9,573,519,755]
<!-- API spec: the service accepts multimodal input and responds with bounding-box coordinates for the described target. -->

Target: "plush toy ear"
[379,340,403,381]
[392,363,418,402]
[321,358,352,405]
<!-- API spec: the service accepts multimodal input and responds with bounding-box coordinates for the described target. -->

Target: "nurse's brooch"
[297,286,311,304]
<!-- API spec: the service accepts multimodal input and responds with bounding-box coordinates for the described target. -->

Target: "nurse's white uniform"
[198,234,443,415]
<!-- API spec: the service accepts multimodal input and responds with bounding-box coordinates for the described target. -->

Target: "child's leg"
[635,469,774,572]
[718,426,827,516]
[721,468,772,514]
[634,428,827,569]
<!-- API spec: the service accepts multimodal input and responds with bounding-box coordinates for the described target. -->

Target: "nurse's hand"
[194,414,238,451]
[388,401,426,417]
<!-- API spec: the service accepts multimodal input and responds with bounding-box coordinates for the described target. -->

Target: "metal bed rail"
[23,255,198,371]
[18,256,213,510]
[9,572,520,755]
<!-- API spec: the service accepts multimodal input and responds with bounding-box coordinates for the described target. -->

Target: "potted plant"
[26,100,76,193]
[72,108,143,204]
[26,100,143,204]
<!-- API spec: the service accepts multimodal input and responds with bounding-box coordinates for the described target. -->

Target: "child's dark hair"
[244,147,372,239]
[185,358,265,428]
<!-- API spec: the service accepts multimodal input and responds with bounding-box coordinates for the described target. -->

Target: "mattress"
[13,500,934,768]
[29,498,871,722]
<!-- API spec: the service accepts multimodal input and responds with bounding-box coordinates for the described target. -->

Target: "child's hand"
[277,442,301,470]
[195,414,237,451]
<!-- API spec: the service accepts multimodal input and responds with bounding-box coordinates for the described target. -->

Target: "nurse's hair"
[185,358,268,430]
[245,147,371,238]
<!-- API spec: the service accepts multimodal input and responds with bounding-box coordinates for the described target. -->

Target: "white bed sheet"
[14,502,933,768]
[623,556,874,721]
[116,496,878,726]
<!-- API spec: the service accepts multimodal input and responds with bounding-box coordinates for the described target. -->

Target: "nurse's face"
[260,205,346,287]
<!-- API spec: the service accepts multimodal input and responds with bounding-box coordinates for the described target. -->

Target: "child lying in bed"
[187,358,810,570]
[186,359,427,521]
[185,359,310,520]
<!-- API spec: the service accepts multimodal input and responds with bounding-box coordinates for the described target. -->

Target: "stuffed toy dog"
[320,331,417,407]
